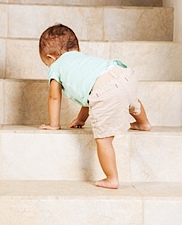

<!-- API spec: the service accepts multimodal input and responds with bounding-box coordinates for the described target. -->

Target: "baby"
[39,24,151,189]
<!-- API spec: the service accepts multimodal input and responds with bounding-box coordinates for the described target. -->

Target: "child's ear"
[47,54,56,61]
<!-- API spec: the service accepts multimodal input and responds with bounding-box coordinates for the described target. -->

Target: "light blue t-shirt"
[48,51,127,106]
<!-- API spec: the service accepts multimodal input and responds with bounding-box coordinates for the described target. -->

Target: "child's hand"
[68,119,85,128]
[39,124,61,130]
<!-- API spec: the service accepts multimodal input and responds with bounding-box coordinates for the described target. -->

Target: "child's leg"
[95,137,119,189]
[130,100,151,131]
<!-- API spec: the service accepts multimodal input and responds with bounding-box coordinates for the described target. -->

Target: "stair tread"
[0,181,139,199]
[0,125,181,135]
[0,181,182,199]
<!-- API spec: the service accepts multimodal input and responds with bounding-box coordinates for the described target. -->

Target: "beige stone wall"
[163,0,182,42]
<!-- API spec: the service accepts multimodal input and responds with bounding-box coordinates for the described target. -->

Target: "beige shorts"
[88,66,140,139]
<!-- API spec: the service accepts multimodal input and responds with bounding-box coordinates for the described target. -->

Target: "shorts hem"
[93,129,129,139]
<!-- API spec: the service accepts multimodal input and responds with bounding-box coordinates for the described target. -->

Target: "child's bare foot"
[95,178,119,189]
[130,122,152,131]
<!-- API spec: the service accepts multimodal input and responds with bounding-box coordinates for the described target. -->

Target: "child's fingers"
[68,120,77,128]
[68,122,82,128]
[68,123,76,128]
[76,125,83,128]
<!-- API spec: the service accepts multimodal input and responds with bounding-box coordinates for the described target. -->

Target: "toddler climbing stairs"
[0,0,182,224]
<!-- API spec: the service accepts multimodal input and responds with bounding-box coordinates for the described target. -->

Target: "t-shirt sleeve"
[48,64,62,85]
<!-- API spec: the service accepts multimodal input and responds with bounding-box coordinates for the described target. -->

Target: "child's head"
[39,24,79,66]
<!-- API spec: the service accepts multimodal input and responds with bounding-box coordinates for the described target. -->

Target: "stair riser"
[0,80,181,126]
[1,0,163,6]
[0,5,7,38]
[130,133,182,182]
[0,131,181,182]
[0,5,173,41]
[1,197,182,225]
[0,197,142,225]
[138,82,182,127]
[0,39,5,79]
[2,40,182,81]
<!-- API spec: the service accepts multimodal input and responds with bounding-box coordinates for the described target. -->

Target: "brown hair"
[39,24,79,58]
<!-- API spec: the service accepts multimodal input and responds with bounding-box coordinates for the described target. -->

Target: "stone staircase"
[0,0,182,225]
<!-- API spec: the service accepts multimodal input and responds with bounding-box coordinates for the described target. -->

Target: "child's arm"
[68,106,89,128]
[39,79,62,130]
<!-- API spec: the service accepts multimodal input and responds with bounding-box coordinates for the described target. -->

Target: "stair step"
[1,4,173,41]
[6,0,163,7]
[0,181,181,225]
[0,79,181,126]
[3,40,182,81]
[0,126,181,182]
